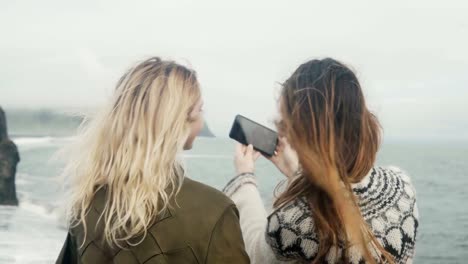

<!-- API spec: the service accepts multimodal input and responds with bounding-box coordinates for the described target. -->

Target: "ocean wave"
[18,200,60,221]
[16,173,57,187]
[12,136,55,146]
[12,136,75,147]
[14,177,31,186]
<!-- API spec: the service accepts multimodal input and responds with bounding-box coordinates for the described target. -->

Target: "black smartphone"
[229,114,278,157]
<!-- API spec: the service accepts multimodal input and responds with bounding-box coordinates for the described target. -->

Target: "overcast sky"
[1,0,467,140]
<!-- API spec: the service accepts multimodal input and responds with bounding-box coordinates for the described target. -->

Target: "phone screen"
[229,115,278,156]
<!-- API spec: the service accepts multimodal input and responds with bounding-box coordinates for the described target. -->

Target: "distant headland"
[5,108,215,138]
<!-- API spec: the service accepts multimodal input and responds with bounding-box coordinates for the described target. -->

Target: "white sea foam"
[13,137,55,146]
[18,200,59,221]
[12,136,75,146]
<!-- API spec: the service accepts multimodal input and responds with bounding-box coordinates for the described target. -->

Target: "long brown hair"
[274,58,394,263]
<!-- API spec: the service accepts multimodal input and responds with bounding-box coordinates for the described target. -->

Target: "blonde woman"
[56,57,249,264]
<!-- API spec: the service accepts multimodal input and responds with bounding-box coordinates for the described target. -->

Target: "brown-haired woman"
[224,58,419,263]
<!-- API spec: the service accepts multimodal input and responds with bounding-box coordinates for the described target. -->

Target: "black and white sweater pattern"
[265,167,419,264]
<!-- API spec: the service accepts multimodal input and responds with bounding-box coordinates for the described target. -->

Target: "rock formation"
[0,107,20,206]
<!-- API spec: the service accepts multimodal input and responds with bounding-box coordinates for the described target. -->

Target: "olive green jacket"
[56,177,250,264]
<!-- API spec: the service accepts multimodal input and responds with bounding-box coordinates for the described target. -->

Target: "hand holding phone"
[234,143,262,175]
[267,137,299,178]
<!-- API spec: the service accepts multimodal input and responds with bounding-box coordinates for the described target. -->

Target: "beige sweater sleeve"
[224,175,298,264]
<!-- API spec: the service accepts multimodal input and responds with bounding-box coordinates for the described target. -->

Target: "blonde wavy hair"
[61,57,201,248]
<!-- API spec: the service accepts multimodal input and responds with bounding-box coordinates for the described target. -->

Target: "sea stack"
[0,107,20,206]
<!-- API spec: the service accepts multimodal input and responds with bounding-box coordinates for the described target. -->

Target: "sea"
[0,112,467,263]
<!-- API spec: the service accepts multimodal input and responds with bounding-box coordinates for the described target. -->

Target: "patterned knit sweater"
[223,166,419,264]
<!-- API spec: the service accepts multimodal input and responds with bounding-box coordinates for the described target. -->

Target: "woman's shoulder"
[352,166,418,218]
[182,177,234,205]
[352,166,416,208]
[377,166,416,187]
[355,166,419,262]
[177,177,237,217]
[353,166,415,191]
